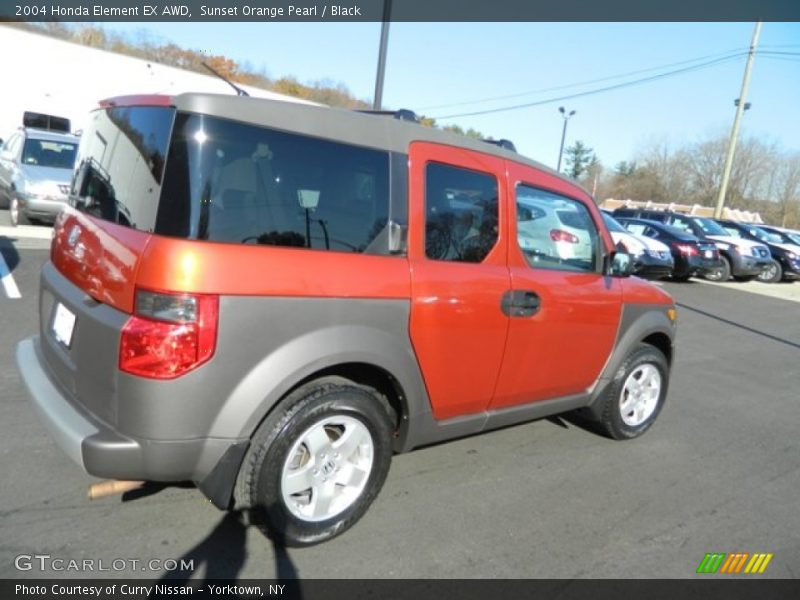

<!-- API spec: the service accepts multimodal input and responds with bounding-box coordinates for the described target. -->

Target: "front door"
[491,162,622,409]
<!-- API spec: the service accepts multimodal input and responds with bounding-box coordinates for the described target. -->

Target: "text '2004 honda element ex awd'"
[17,93,677,546]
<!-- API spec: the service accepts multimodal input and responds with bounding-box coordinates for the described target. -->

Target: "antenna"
[202,62,250,97]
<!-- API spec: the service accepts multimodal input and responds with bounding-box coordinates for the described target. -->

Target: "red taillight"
[550,229,579,243]
[676,244,698,256]
[120,290,218,379]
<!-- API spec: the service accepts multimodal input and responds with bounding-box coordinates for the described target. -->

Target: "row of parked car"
[603,208,800,284]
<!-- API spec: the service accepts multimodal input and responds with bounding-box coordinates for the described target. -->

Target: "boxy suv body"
[612,208,771,282]
[17,94,677,546]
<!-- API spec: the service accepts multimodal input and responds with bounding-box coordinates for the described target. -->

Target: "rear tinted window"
[159,113,390,253]
[73,108,391,254]
[72,106,174,229]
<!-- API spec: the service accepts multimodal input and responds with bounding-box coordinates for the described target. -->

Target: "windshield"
[748,226,782,244]
[693,217,729,236]
[781,230,800,245]
[22,139,77,169]
[602,213,627,233]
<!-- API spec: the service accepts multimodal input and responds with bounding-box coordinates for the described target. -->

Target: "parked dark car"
[601,213,674,279]
[716,220,800,283]
[617,217,721,281]
[613,209,771,282]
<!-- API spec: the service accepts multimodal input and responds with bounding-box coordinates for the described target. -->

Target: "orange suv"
[16,94,677,546]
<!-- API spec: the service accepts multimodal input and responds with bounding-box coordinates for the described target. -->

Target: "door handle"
[501,290,541,318]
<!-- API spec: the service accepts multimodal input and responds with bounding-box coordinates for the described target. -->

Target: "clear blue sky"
[104,22,800,170]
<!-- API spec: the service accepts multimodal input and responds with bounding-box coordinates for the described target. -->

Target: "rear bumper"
[15,336,244,505]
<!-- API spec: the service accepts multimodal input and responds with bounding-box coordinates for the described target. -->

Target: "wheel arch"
[207,324,427,452]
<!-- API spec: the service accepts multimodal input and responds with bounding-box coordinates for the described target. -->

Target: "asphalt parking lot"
[1,212,798,580]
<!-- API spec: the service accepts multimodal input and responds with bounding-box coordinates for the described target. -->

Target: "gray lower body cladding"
[20,261,422,489]
[18,262,674,507]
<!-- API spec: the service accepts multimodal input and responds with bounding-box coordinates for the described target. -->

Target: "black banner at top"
[2,0,799,23]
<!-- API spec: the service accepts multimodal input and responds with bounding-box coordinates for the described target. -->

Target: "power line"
[432,54,747,120]
[417,48,747,112]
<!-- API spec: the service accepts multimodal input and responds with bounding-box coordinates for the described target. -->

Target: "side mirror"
[607,251,634,277]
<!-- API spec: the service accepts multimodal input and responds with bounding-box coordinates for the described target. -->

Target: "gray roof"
[171,92,571,186]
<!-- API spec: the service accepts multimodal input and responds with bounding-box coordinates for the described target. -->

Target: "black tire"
[9,197,28,227]
[236,378,394,547]
[757,260,782,284]
[596,345,669,440]
[703,255,730,282]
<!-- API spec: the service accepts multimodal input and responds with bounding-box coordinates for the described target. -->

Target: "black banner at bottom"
[4,579,800,600]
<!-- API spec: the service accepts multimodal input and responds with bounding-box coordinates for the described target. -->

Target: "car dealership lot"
[1,225,798,579]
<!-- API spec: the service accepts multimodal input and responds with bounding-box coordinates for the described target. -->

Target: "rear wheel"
[703,256,730,282]
[597,345,669,440]
[757,260,782,284]
[236,379,394,547]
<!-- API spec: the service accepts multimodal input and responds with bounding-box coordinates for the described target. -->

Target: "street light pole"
[557,106,576,173]
[713,21,762,219]
[372,0,392,110]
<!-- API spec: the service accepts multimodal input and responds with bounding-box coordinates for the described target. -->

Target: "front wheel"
[598,345,669,440]
[9,197,27,227]
[703,256,731,282]
[236,379,394,547]
[757,260,782,284]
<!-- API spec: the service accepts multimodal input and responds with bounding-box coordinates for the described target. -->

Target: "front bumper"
[729,252,770,277]
[18,193,68,222]
[633,252,674,279]
[15,337,240,487]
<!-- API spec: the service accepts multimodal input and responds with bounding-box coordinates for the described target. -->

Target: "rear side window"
[424,162,498,262]
[516,185,599,273]
[159,113,390,253]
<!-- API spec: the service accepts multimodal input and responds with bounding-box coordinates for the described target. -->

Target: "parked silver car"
[0,128,79,226]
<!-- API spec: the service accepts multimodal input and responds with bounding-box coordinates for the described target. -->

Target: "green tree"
[564,140,597,180]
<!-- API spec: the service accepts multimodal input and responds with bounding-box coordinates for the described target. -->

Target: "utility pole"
[713,21,762,219]
[372,0,392,110]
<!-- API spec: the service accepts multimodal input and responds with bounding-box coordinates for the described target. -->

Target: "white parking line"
[0,251,21,299]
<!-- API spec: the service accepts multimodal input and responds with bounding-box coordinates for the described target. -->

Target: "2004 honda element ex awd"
[16,94,677,546]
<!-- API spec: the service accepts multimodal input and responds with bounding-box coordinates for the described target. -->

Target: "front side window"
[424,162,498,262]
[516,185,599,273]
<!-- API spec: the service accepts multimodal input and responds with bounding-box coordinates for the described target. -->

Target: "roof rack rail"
[356,108,420,123]
[482,138,516,152]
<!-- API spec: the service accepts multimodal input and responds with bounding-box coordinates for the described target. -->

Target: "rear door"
[491,162,622,409]
[407,142,511,420]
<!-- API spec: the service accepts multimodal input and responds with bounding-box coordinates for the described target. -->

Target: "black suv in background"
[613,209,771,282]
[716,220,800,283]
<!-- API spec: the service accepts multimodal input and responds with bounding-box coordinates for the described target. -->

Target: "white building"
[0,25,310,141]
